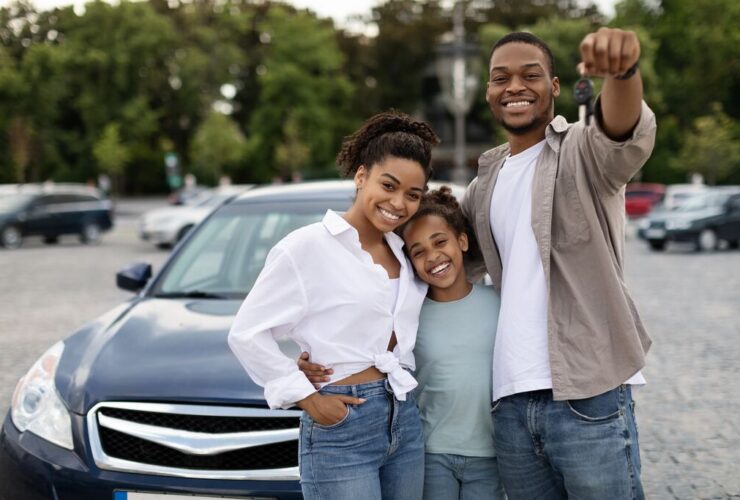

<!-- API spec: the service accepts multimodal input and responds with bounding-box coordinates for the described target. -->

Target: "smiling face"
[486,42,560,136]
[403,214,469,294]
[353,157,427,233]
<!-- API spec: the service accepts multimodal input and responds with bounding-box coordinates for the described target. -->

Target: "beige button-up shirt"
[463,100,657,401]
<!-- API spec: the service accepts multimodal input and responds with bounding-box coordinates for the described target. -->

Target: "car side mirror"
[116,262,152,292]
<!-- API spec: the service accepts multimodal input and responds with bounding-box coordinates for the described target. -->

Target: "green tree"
[671,104,740,185]
[189,110,246,184]
[244,6,353,181]
[93,122,130,194]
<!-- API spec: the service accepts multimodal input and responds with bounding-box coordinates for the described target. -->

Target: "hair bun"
[424,186,459,210]
[336,110,440,178]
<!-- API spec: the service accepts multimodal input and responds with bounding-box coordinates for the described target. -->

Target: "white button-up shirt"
[228,210,428,409]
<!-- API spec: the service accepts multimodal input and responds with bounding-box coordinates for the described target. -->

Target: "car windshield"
[676,192,732,211]
[151,201,346,299]
[0,193,35,213]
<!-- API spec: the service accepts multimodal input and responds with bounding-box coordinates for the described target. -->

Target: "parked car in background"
[139,185,253,248]
[638,187,740,251]
[0,180,464,500]
[0,184,113,249]
[661,183,709,211]
[625,182,665,218]
[167,185,207,206]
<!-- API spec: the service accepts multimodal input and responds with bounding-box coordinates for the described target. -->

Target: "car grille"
[649,220,666,229]
[88,402,301,480]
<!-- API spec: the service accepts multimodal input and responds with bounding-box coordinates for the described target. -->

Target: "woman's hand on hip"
[296,392,365,426]
[297,351,333,388]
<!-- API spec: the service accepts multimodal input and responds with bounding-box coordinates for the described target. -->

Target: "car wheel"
[176,225,194,243]
[728,240,739,250]
[696,229,718,252]
[80,222,101,244]
[1,225,22,249]
[648,239,666,251]
[44,236,59,244]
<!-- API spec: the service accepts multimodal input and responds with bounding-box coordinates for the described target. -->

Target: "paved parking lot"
[0,202,738,498]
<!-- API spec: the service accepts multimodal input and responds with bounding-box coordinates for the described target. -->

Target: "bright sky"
[3,0,618,33]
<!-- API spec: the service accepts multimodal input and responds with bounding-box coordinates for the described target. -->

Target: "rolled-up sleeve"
[228,245,316,409]
[581,98,657,195]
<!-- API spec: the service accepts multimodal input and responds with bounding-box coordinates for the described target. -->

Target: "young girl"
[301,187,505,500]
[228,111,439,500]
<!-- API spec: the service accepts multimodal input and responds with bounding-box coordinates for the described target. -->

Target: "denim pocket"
[490,399,503,414]
[566,388,622,422]
[313,405,353,430]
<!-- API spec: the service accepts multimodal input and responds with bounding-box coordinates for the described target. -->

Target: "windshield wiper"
[153,290,230,299]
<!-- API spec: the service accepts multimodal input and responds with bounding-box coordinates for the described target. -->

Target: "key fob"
[573,77,594,105]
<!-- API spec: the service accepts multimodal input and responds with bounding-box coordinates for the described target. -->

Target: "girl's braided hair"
[336,110,440,180]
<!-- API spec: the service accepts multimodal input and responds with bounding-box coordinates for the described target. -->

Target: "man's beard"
[496,97,553,136]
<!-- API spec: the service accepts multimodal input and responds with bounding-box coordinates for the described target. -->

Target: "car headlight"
[666,220,693,230]
[638,219,651,230]
[11,342,73,450]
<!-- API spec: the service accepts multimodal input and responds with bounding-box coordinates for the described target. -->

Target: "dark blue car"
[0,181,361,500]
[0,185,113,249]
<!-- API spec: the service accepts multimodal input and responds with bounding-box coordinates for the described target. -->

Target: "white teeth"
[379,208,400,221]
[430,262,450,275]
[506,101,532,107]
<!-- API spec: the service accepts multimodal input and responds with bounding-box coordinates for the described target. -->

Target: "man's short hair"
[489,32,556,77]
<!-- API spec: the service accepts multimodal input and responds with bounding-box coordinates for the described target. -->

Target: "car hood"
[141,206,211,226]
[649,207,722,224]
[57,298,299,414]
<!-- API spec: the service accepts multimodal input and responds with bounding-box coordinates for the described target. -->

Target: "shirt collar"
[478,114,570,168]
[321,209,407,253]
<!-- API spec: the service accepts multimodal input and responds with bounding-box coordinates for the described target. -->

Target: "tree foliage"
[0,0,737,189]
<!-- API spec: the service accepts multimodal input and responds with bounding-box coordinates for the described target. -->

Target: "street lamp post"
[435,1,480,185]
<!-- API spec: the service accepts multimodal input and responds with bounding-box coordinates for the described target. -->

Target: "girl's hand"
[296,392,365,426]
[297,351,333,388]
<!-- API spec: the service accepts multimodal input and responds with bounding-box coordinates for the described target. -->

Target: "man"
[462,28,655,499]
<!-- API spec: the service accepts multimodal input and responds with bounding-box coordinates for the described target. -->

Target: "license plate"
[114,493,274,500]
[645,229,665,239]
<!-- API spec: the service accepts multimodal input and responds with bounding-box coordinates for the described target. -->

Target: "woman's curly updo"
[336,110,440,180]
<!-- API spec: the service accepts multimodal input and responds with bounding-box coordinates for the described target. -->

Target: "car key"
[573,77,594,125]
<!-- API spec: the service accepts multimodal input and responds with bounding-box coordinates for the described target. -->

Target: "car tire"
[696,229,718,252]
[80,222,101,244]
[728,241,739,250]
[648,239,666,251]
[44,236,59,244]
[1,225,22,249]
[176,225,194,243]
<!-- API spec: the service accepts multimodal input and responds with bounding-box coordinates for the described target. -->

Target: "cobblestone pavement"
[0,207,738,498]
[624,235,740,499]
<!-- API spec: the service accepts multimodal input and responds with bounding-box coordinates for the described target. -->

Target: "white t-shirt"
[490,141,644,401]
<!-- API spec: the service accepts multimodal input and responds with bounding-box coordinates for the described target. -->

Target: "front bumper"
[0,414,302,500]
[138,227,177,246]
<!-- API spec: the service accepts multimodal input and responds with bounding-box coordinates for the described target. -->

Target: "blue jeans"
[299,378,425,500]
[423,453,505,500]
[492,386,643,500]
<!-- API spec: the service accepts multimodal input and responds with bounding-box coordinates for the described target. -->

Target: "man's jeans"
[423,453,505,500]
[492,385,643,500]
[299,379,425,500]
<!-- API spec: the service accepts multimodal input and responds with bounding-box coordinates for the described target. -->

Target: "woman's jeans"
[423,453,505,500]
[299,379,425,500]
[492,385,643,500]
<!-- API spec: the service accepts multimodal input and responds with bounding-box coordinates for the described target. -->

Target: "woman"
[228,111,439,500]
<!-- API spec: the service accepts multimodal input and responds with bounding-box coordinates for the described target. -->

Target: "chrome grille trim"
[87,401,301,480]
